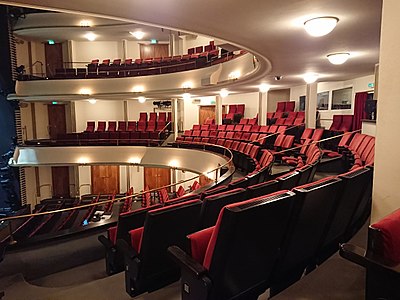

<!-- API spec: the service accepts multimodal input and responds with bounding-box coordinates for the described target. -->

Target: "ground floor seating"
[169,190,295,300]
[340,208,400,300]
[117,200,202,297]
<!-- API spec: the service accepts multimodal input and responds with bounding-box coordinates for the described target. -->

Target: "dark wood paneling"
[91,165,120,195]
[140,44,169,59]
[52,166,70,198]
[45,43,63,78]
[144,167,171,191]
[199,105,216,125]
[48,104,66,139]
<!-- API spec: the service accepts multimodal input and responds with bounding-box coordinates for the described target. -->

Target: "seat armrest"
[168,245,208,278]
[98,234,114,249]
[116,239,139,260]
[339,243,368,268]
[340,243,400,274]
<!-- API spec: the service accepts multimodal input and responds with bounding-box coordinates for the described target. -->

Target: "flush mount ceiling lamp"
[219,89,229,98]
[304,17,339,37]
[88,98,97,104]
[138,96,146,103]
[303,73,319,84]
[79,20,92,27]
[130,30,145,39]
[327,52,350,65]
[84,32,96,41]
[259,83,271,93]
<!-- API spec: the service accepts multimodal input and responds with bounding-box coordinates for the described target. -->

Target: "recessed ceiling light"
[79,88,92,95]
[304,17,339,37]
[228,71,241,80]
[327,52,350,65]
[130,31,145,39]
[132,85,144,93]
[303,73,319,84]
[182,81,193,89]
[88,98,97,104]
[259,83,270,93]
[138,96,146,103]
[79,20,91,27]
[219,89,229,98]
[84,32,96,41]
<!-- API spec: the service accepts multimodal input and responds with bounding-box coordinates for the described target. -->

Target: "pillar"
[258,91,268,125]
[371,0,400,222]
[172,98,179,137]
[305,83,317,129]
[215,95,223,125]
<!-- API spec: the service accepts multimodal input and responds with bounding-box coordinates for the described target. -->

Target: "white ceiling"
[1,0,382,93]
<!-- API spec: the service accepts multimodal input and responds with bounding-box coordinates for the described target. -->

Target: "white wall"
[183,35,213,53]
[222,92,259,119]
[183,96,215,130]
[74,100,125,132]
[16,39,46,76]
[71,41,121,68]
[126,99,155,121]
[126,41,141,60]
[290,74,375,128]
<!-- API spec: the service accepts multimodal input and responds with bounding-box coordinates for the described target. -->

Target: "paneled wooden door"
[140,44,169,59]
[144,168,171,191]
[45,43,63,78]
[91,165,120,194]
[48,104,70,197]
[199,105,215,125]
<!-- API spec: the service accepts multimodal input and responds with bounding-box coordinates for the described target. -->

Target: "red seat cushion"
[108,225,117,245]
[187,227,215,264]
[129,227,144,253]
[371,209,400,263]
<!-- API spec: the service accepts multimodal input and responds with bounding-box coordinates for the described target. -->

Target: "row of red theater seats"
[274,117,305,126]
[268,111,305,119]
[188,41,217,55]
[329,114,354,132]
[84,113,171,133]
[104,152,371,298]
[276,101,296,112]
[227,104,245,115]
[187,123,290,133]
[57,131,163,145]
[53,51,219,79]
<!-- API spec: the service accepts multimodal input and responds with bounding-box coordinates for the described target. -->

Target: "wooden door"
[144,168,171,191]
[52,166,70,198]
[140,44,169,59]
[91,165,120,194]
[45,43,63,78]
[199,105,215,125]
[48,104,66,139]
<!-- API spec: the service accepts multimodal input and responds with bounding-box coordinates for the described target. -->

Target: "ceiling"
[12,12,184,42]
[0,0,383,94]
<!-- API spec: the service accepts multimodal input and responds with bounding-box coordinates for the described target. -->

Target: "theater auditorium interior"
[0,0,399,299]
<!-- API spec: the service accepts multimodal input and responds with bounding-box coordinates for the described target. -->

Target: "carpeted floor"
[0,221,368,300]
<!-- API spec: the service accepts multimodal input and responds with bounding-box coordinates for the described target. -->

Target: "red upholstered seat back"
[370,209,400,263]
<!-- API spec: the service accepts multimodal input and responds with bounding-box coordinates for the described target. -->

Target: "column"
[258,91,268,125]
[305,83,317,129]
[172,98,179,137]
[215,95,223,125]
[371,0,400,222]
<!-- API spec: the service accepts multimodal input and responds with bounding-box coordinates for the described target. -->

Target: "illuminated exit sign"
[368,83,374,88]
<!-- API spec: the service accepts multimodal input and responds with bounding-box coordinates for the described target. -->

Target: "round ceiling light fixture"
[219,89,229,98]
[303,73,319,84]
[84,32,96,41]
[327,52,350,65]
[138,96,146,103]
[182,93,191,101]
[88,98,97,104]
[304,17,339,37]
[130,30,145,40]
[259,83,271,93]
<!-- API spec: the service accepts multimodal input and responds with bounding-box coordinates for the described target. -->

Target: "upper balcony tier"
[11,51,258,101]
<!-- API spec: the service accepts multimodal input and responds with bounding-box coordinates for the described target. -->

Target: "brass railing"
[0,143,234,223]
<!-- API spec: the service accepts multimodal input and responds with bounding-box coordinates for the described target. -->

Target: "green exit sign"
[368,82,374,88]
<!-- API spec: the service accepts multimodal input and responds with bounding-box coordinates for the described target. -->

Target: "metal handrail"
[0,143,234,222]
[273,129,361,155]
